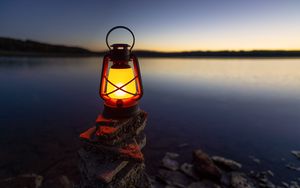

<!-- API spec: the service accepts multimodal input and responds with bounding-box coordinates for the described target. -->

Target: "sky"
[0,0,300,52]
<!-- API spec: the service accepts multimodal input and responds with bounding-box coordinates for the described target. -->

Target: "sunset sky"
[0,0,299,52]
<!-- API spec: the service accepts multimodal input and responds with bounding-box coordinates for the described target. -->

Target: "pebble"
[291,151,300,159]
[230,172,256,188]
[212,156,242,171]
[157,169,191,187]
[249,156,261,164]
[180,163,198,180]
[266,170,274,177]
[281,182,289,188]
[161,152,180,171]
[193,149,221,180]
[286,164,300,171]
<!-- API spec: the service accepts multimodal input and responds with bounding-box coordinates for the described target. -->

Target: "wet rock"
[249,156,261,164]
[286,164,300,172]
[250,171,276,188]
[290,181,300,188]
[291,151,300,160]
[188,180,221,188]
[161,152,179,171]
[193,149,221,180]
[211,156,242,171]
[281,182,289,188]
[230,172,256,188]
[157,169,191,187]
[180,163,198,180]
[266,170,274,177]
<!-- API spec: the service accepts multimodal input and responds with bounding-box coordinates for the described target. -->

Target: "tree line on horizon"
[0,37,300,57]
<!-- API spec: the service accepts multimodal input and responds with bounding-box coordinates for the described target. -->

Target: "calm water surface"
[0,57,300,183]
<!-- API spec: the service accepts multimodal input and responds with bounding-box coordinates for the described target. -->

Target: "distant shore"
[1,37,300,58]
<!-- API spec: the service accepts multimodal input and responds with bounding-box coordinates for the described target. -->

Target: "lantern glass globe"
[106,67,136,99]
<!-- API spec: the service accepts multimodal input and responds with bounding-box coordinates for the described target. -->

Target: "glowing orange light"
[106,67,137,99]
[99,26,143,118]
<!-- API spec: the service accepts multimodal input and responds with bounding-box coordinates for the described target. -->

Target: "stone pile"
[152,149,295,188]
[78,110,150,188]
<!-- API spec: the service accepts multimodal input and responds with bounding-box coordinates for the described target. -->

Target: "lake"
[0,57,300,183]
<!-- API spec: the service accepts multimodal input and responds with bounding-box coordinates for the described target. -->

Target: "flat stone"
[161,153,179,171]
[80,110,147,146]
[79,126,97,140]
[78,148,129,183]
[82,137,144,161]
[212,156,242,171]
[188,180,221,188]
[193,149,221,180]
[180,163,199,180]
[291,151,300,160]
[230,172,256,188]
[157,169,191,187]
[79,162,148,188]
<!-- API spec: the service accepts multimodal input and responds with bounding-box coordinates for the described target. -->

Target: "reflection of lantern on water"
[99,26,143,118]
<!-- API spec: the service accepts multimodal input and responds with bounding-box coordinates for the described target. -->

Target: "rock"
[180,163,198,180]
[78,148,129,183]
[230,172,256,188]
[281,182,289,188]
[0,173,43,188]
[157,169,191,187]
[59,175,73,188]
[291,151,300,160]
[286,164,300,172]
[188,180,221,188]
[266,170,274,177]
[193,149,221,180]
[211,156,242,171]
[161,152,179,171]
[290,181,300,188]
[249,156,260,164]
[220,173,231,186]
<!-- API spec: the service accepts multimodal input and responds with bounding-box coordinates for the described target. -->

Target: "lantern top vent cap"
[106,26,135,51]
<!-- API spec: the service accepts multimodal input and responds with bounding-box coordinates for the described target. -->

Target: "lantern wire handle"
[106,26,135,51]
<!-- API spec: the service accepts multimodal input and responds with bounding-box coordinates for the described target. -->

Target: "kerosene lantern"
[99,26,143,118]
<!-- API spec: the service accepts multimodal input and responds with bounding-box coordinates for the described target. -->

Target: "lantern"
[99,26,143,118]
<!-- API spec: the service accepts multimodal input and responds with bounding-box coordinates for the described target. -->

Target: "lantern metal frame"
[99,26,143,118]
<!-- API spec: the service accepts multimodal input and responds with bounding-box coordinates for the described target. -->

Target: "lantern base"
[102,104,140,119]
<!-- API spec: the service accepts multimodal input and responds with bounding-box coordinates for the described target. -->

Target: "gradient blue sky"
[0,0,299,51]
